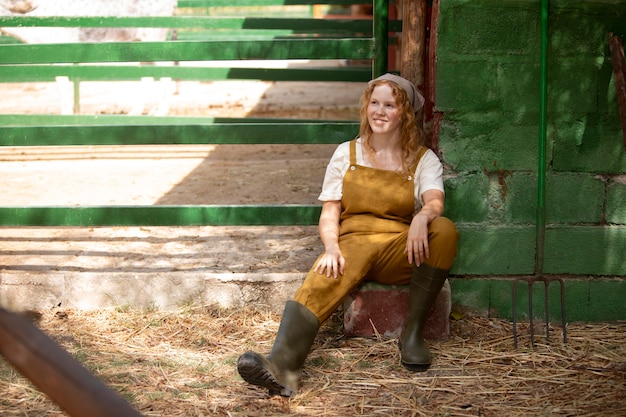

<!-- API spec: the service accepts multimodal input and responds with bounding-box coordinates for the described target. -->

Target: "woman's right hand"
[316,200,344,278]
[314,248,345,279]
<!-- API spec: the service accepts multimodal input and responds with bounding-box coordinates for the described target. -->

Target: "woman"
[237,73,458,398]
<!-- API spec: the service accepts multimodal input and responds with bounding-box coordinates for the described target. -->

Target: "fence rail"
[0,115,359,146]
[0,0,392,227]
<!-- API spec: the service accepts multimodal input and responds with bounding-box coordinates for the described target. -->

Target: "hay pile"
[0,305,624,416]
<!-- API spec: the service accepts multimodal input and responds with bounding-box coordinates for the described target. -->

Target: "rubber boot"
[399,263,449,371]
[237,300,319,398]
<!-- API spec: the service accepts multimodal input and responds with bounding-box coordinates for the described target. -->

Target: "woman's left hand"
[405,189,444,265]
[407,213,430,265]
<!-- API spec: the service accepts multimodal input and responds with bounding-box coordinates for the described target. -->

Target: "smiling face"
[366,83,403,137]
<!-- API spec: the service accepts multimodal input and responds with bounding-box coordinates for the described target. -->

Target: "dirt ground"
[1,306,625,417]
[0,77,366,277]
[0,78,365,206]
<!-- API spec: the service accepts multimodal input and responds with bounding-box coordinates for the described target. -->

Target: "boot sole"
[401,360,431,372]
[237,352,295,398]
[398,340,431,372]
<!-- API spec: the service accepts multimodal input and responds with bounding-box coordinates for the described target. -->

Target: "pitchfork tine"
[543,279,550,343]
[512,276,566,348]
[528,280,535,347]
[557,278,567,343]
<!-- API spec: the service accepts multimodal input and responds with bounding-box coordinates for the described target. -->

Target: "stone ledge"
[343,280,451,341]
[0,271,306,313]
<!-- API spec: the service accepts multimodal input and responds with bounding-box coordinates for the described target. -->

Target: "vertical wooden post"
[609,33,626,152]
[401,0,426,91]
[427,0,441,149]
[401,0,427,140]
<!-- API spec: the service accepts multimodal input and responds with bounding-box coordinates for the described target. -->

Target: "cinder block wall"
[435,0,626,321]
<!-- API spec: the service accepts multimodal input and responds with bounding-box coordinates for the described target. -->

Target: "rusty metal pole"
[0,308,144,417]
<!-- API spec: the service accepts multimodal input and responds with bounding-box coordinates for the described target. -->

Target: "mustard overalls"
[294,139,458,323]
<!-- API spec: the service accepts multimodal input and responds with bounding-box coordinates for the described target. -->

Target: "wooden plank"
[400,0,427,133]
[0,308,144,417]
[0,205,321,226]
[0,65,372,82]
[400,0,426,92]
[609,33,626,152]
[0,39,373,64]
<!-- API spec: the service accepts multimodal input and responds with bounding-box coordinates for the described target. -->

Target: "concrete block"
[444,173,489,223]
[343,280,451,341]
[544,226,626,275]
[451,225,536,275]
[607,179,626,225]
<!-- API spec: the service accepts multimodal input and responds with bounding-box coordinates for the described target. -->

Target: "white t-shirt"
[318,138,444,211]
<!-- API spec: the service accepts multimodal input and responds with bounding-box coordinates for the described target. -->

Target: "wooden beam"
[0,308,144,417]
[609,33,626,152]
[400,0,427,138]
[428,0,441,150]
[400,0,426,91]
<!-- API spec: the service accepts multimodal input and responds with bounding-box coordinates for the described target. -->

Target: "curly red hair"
[357,79,424,176]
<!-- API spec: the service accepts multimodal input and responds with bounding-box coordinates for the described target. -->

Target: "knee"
[427,217,458,269]
[430,217,458,246]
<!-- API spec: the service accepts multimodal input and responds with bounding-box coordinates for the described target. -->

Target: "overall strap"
[349,139,357,166]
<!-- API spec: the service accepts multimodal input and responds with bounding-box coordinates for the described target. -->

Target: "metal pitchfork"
[512,276,567,348]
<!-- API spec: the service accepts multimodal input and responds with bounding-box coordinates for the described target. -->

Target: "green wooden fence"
[0,0,397,226]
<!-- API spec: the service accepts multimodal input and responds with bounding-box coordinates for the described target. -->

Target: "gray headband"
[370,73,425,112]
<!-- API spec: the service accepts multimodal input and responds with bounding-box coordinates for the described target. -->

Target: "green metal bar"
[372,0,389,77]
[536,0,549,275]
[0,16,374,33]
[0,39,373,64]
[0,114,351,125]
[0,65,372,82]
[0,119,359,146]
[0,206,321,226]
[178,0,371,6]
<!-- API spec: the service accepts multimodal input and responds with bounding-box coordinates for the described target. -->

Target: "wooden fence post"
[401,0,427,137]
[0,308,144,417]
[401,0,426,90]
[609,33,626,152]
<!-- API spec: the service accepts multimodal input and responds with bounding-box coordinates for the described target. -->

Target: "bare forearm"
[415,200,443,224]
[318,201,341,251]
[415,190,444,224]
[407,190,444,265]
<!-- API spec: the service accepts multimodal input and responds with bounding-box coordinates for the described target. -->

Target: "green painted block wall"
[607,180,626,224]
[437,0,626,320]
[505,172,605,224]
[451,226,535,275]
[443,173,489,222]
[543,226,626,275]
[438,113,540,172]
